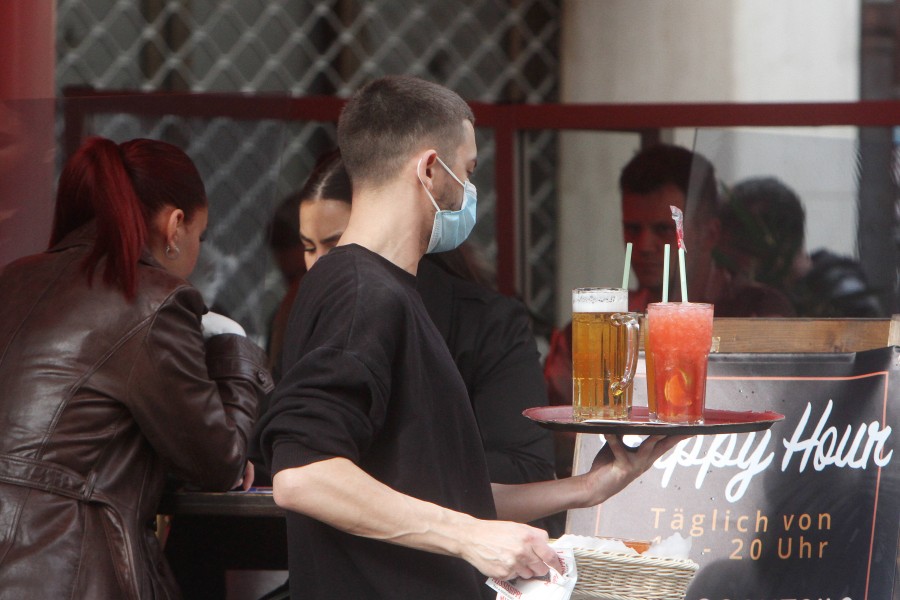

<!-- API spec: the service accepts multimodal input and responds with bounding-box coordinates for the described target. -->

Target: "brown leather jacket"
[0,224,273,599]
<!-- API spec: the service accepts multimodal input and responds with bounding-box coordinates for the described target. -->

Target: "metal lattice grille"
[56,0,561,342]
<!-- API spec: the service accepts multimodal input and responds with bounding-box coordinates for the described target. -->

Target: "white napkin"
[486,545,577,600]
[643,532,692,558]
[556,532,692,559]
[553,534,639,555]
[200,311,246,339]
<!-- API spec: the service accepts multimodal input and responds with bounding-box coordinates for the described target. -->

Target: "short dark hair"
[719,176,806,286]
[619,143,719,222]
[723,176,805,251]
[337,75,474,186]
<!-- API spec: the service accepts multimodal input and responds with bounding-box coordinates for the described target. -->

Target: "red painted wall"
[0,1,56,267]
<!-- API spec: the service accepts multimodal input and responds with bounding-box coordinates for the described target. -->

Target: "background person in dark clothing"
[794,249,885,317]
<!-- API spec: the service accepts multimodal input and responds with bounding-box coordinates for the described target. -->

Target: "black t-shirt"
[416,258,555,487]
[256,244,496,600]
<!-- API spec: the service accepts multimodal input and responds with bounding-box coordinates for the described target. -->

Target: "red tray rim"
[523,405,785,435]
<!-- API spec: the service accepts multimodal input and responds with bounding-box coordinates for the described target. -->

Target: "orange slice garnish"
[664,370,693,407]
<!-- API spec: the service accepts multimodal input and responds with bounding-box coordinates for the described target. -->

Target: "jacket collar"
[50,220,164,269]
[48,220,97,253]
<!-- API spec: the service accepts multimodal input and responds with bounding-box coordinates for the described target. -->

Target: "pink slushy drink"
[645,302,714,424]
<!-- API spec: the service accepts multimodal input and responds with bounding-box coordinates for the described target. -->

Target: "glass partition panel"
[551,129,644,328]
[693,126,897,318]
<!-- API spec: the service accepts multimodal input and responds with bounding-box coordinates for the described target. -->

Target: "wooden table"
[160,489,288,599]
[159,489,283,517]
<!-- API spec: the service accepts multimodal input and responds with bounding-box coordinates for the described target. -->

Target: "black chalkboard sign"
[568,346,900,600]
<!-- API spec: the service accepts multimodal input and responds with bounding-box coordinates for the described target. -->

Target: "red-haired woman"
[0,136,272,599]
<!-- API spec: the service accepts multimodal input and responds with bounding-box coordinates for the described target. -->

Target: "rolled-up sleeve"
[256,345,387,476]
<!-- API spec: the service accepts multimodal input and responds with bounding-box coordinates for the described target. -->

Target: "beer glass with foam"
[571,287,640,420]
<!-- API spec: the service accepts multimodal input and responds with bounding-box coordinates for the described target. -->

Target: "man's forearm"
[272,457,472,557]
[491,476,591,524]
[492,434,686,524]
[273,456,575,580]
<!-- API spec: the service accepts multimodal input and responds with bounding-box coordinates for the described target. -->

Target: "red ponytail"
[50,136,206,300]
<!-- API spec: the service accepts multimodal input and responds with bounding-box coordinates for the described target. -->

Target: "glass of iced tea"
[645,302,714,424]
[571,287,640,420]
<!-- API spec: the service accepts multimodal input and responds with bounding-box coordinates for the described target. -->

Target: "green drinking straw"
[621,242,632,290]
[678,247,688,302]
[662,244,670,303]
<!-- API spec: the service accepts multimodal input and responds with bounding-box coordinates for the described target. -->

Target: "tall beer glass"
[571,287,640,420]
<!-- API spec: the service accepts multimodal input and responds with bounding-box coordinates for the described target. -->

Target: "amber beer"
[572,288,639,420]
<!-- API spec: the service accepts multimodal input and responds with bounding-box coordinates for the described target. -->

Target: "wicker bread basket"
[570,547,698,600]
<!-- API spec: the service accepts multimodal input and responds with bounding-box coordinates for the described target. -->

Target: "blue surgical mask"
[418,156,477,254]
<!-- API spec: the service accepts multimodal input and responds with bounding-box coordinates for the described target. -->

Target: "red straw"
[670,206,688,301]
[670,205,686,251]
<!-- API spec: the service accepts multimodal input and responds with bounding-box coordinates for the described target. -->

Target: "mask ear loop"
[434,155,474,211]
[434,156,466,188]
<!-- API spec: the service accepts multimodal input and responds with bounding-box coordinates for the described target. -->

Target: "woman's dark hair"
[50,136,207,299]
[297,148,352,205]
[719,176,806,288]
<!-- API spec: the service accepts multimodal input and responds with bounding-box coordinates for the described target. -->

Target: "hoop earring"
[165,244,181,260]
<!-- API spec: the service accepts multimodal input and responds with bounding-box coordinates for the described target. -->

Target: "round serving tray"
[523,405,784,436]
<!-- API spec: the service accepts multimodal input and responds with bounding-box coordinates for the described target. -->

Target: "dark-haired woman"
[0,136,272,599]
